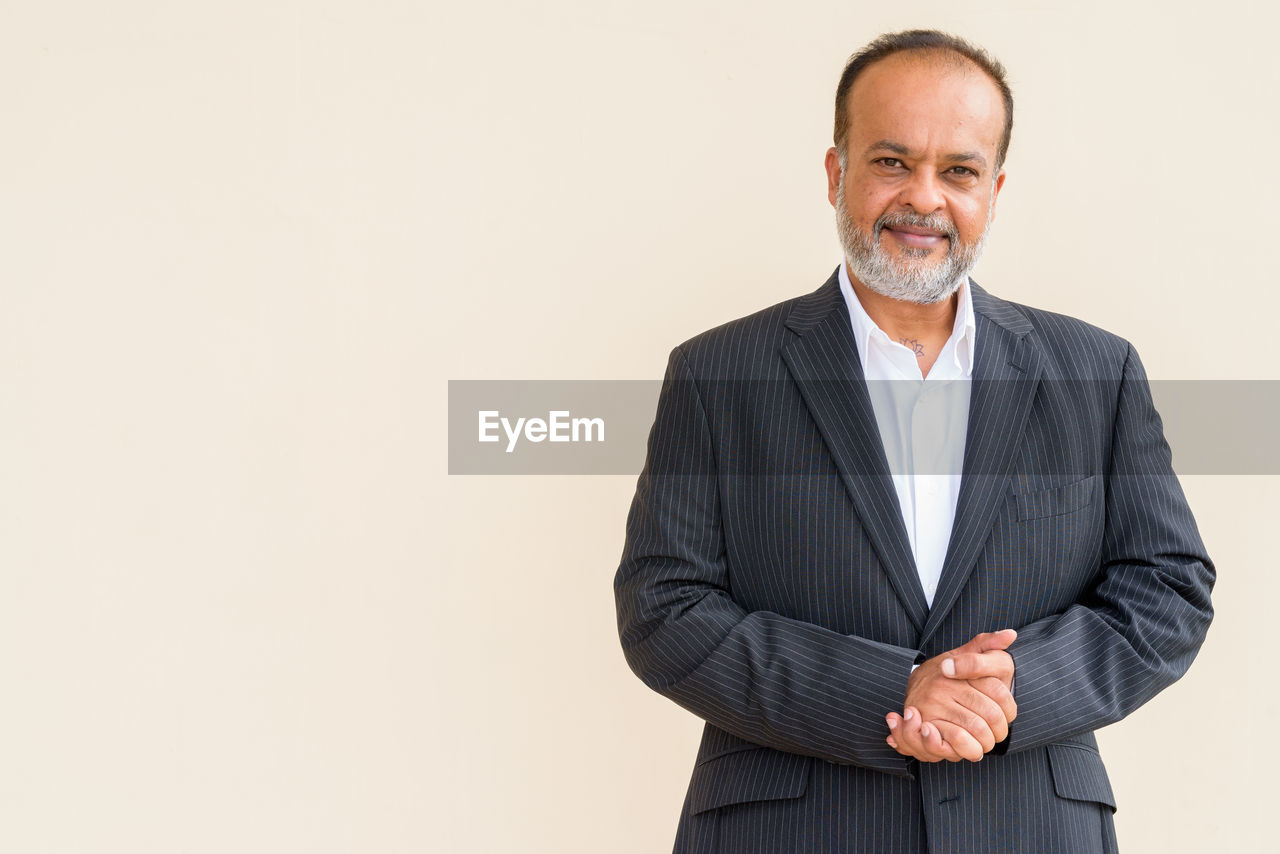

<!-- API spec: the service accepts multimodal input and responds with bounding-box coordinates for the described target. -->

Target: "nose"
[897,168,945,214]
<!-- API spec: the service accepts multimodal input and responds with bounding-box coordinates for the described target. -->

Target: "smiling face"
[825,52,1008,304]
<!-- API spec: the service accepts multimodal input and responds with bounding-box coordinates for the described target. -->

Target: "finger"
[943,650,1014,683]
[911,693,988,755]
[934,694,999,752]
[919,713,968,763]
[970,675,1018,723]
[899,707,945,762]
[924,686,1000,751]
[954,686,1009,746]
[917,720,954,762]
[885,712,905,753]
[919,721,954,762]
[954,628,1018,655]
[928,720,982,762]
[885,709,916,757]
[894,708,929,759]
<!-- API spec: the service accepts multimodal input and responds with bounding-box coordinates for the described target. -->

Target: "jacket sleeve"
[1001,343,1216,753]
[614,345,919,776]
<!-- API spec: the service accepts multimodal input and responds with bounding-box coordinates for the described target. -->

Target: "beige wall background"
[1,1,1273,851]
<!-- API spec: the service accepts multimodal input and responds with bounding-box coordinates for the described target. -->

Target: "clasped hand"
[885,629,1017,763]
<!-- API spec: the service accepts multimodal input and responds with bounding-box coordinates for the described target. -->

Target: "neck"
[845,263,960,343]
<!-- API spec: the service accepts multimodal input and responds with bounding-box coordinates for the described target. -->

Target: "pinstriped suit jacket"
[614,270,1214,854]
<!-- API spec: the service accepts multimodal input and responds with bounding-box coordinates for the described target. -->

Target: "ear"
[988,169,1007,223]
[824,147,843,207]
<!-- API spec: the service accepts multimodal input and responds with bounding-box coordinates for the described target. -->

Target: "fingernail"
[904,709,914,721]
[941,658,956,677]
[921,724,931,737]
[888,717,898,730]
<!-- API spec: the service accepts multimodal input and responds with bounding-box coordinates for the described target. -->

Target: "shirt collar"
[837,259,977,377]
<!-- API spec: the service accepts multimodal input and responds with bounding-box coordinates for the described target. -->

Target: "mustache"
[873,211,959,243]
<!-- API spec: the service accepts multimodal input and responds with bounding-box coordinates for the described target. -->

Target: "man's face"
[825,53,1008,304]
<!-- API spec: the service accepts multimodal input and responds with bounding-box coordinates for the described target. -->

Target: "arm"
[997,343,1215,753]
[614,346,918,776]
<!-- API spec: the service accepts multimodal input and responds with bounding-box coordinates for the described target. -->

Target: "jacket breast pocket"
[1015,474,1100,521]
[687,746,810,815]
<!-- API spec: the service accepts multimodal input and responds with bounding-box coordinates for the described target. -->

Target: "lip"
[884,226,948,249]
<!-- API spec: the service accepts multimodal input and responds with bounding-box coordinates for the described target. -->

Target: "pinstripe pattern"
[615,269,1214,853]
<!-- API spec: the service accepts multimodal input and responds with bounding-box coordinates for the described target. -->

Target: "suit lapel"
[781,272,930,632]
[919,283,1042,645]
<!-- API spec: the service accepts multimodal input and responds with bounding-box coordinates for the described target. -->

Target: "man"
[613,29,1214,854]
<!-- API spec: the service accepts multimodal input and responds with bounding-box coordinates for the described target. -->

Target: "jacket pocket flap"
[1016,475,1098,520]
[688,747,810,815]
[1047,743,1116,812]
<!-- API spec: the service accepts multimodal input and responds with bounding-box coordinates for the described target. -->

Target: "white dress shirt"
[837,261,976,606]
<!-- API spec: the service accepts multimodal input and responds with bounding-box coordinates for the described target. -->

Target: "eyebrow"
[865,140,989,171]
[943,151,989,170]
[866,140,911,157]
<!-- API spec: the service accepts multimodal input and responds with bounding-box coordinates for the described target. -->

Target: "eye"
[947,166,979,178]
[876,157,906,169]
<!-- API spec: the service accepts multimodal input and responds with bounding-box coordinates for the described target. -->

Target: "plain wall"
[1,1,1273,851]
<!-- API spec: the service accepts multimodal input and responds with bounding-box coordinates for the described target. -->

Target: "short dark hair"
[833,29,1014,170]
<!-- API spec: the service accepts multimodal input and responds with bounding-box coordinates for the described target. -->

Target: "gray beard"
[835,181,993,305]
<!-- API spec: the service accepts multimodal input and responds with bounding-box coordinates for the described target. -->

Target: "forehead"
[845,53,1004,158]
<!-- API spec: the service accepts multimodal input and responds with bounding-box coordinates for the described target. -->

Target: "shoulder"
[972,283,1133,377]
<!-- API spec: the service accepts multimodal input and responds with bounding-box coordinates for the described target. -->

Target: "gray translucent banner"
[449,381,660,475]
[448,380,1280,475]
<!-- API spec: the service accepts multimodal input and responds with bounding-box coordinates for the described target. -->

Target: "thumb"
[956,628,1018,655]
[942,650,1011,680]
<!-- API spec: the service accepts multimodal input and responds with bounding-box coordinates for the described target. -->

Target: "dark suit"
[614,270,1214,853]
